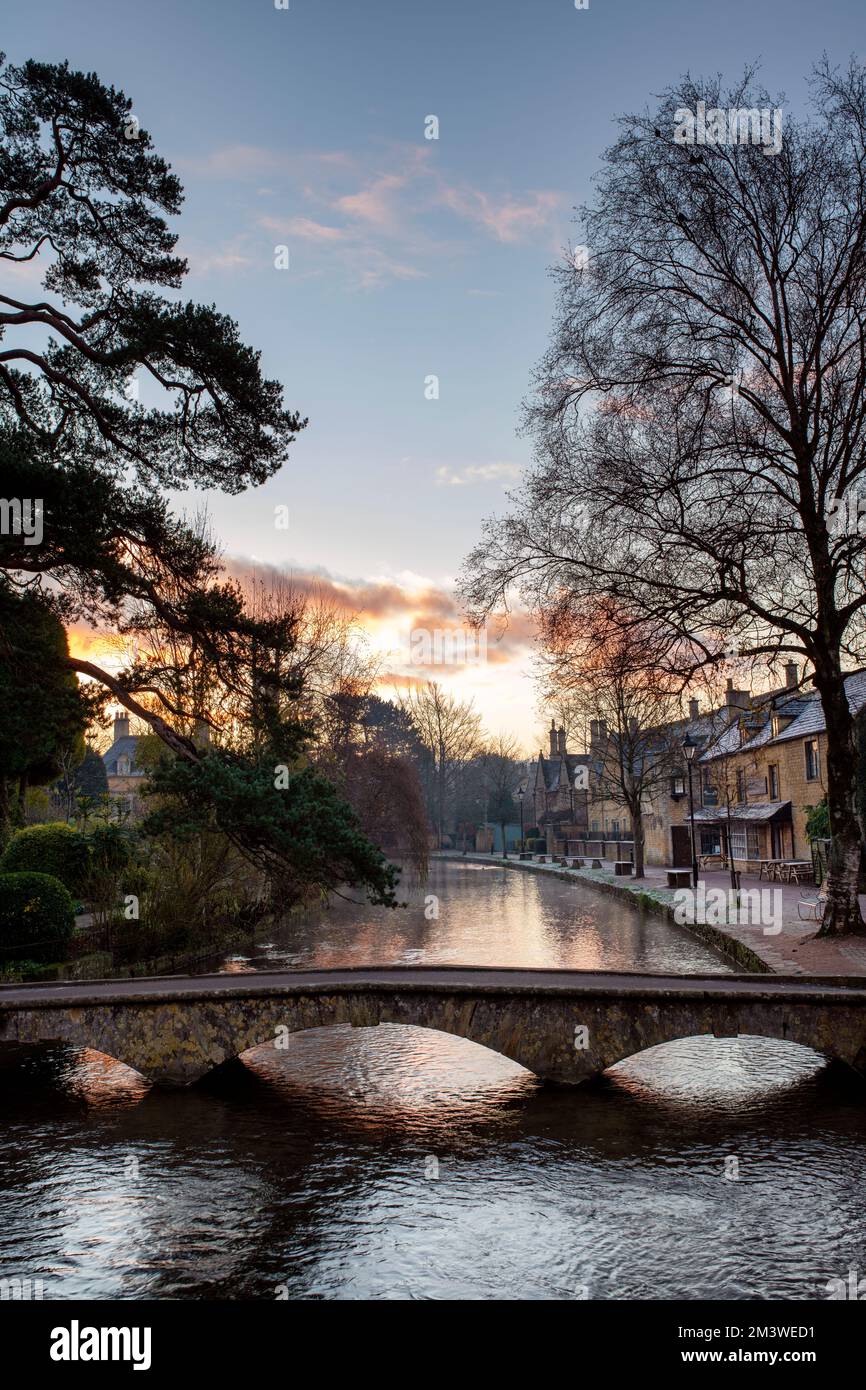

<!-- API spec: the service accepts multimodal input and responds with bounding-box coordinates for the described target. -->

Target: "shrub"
[0,822,90,894]
[0,872,75,963]
[525,837,547,853]
[84,823,133,925]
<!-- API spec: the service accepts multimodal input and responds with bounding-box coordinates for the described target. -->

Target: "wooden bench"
[782,861,814,884]
[759,859,784,881]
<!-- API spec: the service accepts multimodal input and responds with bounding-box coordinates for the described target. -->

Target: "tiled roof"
[765,669,866,745]
[102,734,144,777]
[700,692,813,761]
[536,752,591,791]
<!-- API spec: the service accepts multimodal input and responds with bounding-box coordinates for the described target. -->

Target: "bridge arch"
[2,969,865,1090]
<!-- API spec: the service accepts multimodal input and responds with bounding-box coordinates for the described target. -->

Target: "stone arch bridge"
[1,966,866,1089]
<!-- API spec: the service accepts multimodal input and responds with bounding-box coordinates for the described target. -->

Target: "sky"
[4,0,864,749]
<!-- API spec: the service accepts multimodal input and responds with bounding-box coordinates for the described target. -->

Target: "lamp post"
[682,733,699,889]
[517,785,525,854]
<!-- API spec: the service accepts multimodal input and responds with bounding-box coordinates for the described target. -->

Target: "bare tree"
[539,603,685,877]
[399,682,482,848]
[463,61,866,934]
[479,733,524,857]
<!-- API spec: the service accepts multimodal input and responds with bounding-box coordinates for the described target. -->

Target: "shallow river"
[1,860,865,1300]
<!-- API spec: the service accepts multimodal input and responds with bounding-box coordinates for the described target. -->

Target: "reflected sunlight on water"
[2,862,865,1301]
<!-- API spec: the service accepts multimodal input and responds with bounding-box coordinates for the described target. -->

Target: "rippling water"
[1,860,865,1301]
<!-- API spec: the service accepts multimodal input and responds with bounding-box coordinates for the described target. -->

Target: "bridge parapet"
[1,967,866,1089]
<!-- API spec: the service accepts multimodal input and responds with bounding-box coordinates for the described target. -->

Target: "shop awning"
[688,801,792,825]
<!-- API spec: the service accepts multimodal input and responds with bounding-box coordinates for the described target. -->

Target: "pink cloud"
[262,215,346,242]
[438,186,563,243]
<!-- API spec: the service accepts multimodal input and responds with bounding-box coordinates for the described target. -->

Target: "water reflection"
[1,861,865,1301]
[238,859,735,976]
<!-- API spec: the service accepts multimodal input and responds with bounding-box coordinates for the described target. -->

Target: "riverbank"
[435,852,866,978]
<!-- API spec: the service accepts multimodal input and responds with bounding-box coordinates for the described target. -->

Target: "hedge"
[0,822,90,894]
[0,872,75,963]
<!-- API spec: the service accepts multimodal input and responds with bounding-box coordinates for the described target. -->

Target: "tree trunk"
[812,660,866,936]
[14,774,26,829]
[0,777,11,848]
[631,803,645,878]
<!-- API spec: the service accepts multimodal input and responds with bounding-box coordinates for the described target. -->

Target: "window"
[700,830,722,855]
[118,757,130,775]
[805,740,820,781]
[736,769,746,803]
[729,825,760,860]
[768,764,779,800]
[591,820,599,833]
[671,775,685,797]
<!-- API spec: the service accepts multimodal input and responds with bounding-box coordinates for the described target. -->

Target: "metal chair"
[797,892,827,923]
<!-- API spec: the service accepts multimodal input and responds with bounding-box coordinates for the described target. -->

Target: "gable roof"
[102,734,144,777]
[534,751,591,792]
[765,670,866,745]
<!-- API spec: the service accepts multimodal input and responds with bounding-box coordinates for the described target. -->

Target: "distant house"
[692,666,866,873]
[102,713,145,817]
[530,720,593,847]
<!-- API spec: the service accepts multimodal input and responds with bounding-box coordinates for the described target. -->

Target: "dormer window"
[118,757,130,775]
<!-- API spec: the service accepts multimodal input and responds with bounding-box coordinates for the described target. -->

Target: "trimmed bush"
[0,872,75,963]
[0,822,90,894]
[525,837,546,853]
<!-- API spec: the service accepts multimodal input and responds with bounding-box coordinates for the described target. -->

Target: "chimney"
[113,712,130,743]
[549,718,557,757]
[688,697,700,721]
[725,677,750,711]
[784,661,799,689]
[557,726,567,756]
[597,718,608,742]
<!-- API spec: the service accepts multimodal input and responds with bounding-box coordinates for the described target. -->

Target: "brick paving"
[442,853,866,978]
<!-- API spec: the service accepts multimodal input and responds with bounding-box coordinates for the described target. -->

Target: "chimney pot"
[113,712,130,742]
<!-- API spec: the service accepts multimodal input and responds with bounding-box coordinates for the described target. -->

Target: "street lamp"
[517,785,525,855]
[682,733,699,889]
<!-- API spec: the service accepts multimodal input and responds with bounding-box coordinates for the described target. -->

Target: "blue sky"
[4,0,864,742]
